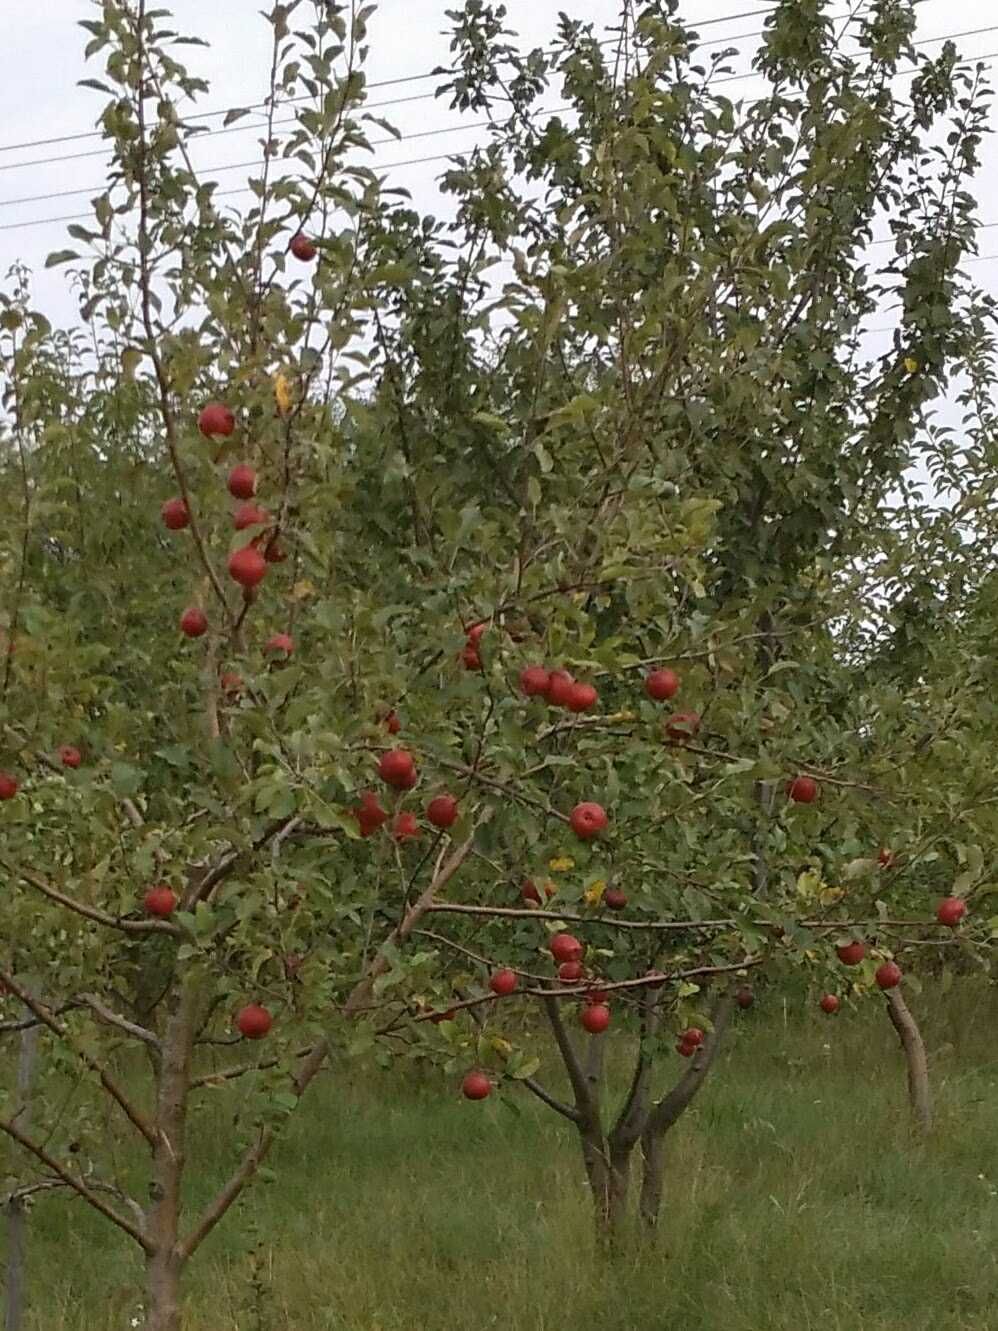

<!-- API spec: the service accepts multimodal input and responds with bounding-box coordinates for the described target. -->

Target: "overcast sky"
[0,1,995,358]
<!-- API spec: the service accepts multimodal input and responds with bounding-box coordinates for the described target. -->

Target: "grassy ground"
[8,982,998,1330]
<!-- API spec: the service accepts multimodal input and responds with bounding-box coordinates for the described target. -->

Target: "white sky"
[0,1,995,359]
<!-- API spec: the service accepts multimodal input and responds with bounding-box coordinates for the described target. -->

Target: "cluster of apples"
[518,663,598,713]
[162,404,288,645]
[0,744,86,802]
[350,747,464,841]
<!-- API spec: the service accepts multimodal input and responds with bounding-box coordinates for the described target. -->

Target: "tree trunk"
[884,987,932,1134]
[637,1128,665,1230]
[144,1251,182,1331]
[5,1003,38,1331]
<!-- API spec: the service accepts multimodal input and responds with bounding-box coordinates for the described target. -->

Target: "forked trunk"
[580,1131,634,1248]
[884,987,932,1134]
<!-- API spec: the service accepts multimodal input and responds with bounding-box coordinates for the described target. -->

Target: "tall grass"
[7,981,998,1329]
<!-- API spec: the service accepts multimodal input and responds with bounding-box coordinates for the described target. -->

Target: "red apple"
[228,545,268,588]
[353,791,388,837]
[290,232,317,262]
[378,749,416,789]
[265,633,294,657]
[392,812,420,841]
[736,987,754,1009]
[461,642,483,671]
[0,773,19,800]
[545,669,575,707]
[198,403,235,439]
[144,885,177,918]
[570,801,608,841]
[585,987,609,1004]
[549,932,584,964]
[645,667,680,701]
[180,607,208,638]
[461,1070,491,1101]
[603,887,627,911]
[521,878,554,904]
[875,961,902,990]
[680,1027,704,1048]
[558,960,584,982]
[836,940,866,966]
[490,968,518,996]
[227,464,257,500]
[566,681,598,713]
[580,1003,611,1034]
[426,794,459,829]
[819,993,840,1015]
[234,502,269,531]
[161,497,190,531]
[58,745,82,769]
[220,671,243,698]
[878,847,896,869]
[936,897,967,927]
[235,1004,272,1039]
[665,711,701,744]
[264,535,287,563]
[676,1040,697,1057]
[466,621,487,645]
[787,775,819,804]
[519,665,550,698]
[382,709,401,735]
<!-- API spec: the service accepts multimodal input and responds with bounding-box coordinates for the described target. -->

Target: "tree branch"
[2,857,183,938]
[79,994,161,1049]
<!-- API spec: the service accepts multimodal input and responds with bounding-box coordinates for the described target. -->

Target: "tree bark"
[4,1012,38,1331]
[884,987,932,1134]
[143,972,202,1331]
[638,985,736,1232]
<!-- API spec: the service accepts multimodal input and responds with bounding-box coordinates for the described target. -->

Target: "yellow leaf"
[274,371,294,414]
[549,856,575,872]
[491,1036,513,1056]
[583,879,606,906]
[291,579,315,601]
[903,356,919,374]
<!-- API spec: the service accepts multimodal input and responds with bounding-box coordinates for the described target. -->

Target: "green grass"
[9,982,998,1330]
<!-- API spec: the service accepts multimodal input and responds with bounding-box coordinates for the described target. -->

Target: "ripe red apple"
[290,232,317,262]
[645,668,680,701]
[936,897,967,927]
[665,711,701,744]
[235,1004,272,1040]
[676,1040,696,1057]
[558,960,584,982]
[466,621,487,645]
[180,607,208,638]
[519,664,550,697]
[521,878,554,904]
[545,669,575,707]
[603,887,627,911]
[220,671,243,698]
[426,794,459,829]
[228,544,268,588]
[736,987,754,1009]
[353,791,388,837]
[381,709,401,735]
[490,968,518,996]
[0,772,19,800]
[819,993,840,1015]
[681,1027,704,1048]
[878,847,896,869]
[198,403,235,439]
[462,1070,491,1101]
[566,681,598,713]
[227,464,257,499]
[378,749,416,789]
[161,497,190,531]
[835,940,866,966]
[875,961,902,990]
[580,1003,611,1034]
[58,745,82,769]
[460,642,483,671]
[144,885,177,918]
[392,811,420,841]
[265,633,294,657]
[570,801,608,841]
[549,932,584,964]
[234,502,269,531]
[786,775,819,804]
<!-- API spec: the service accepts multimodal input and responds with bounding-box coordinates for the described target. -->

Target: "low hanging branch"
[2,858,182,938]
